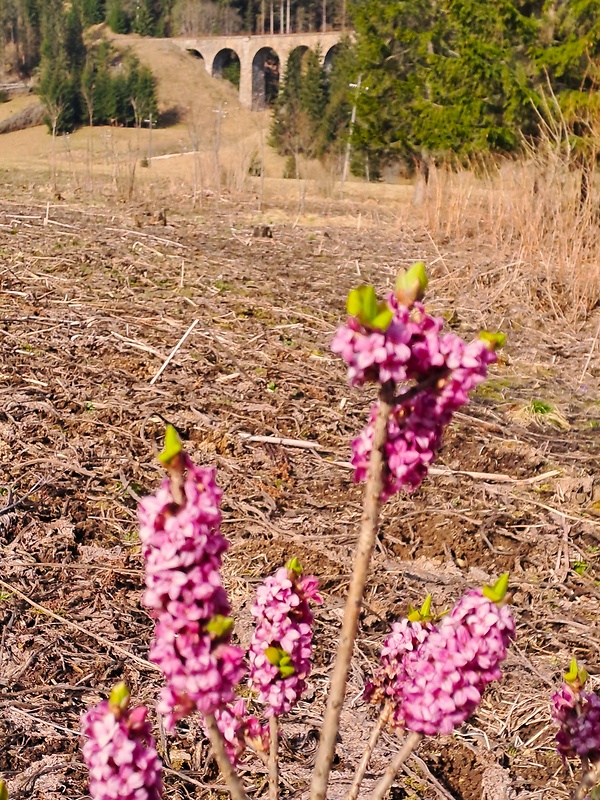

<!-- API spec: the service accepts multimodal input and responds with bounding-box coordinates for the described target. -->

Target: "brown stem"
[310,382,395,800]
[573,759,600,800]
[345,704,392,800]
[205,714,250,800]
[269,716,279,800]
[369,731,422,800]
[392,368,449,406]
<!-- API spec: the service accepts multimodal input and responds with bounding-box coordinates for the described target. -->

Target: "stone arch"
[324,43,342,71]
[287,45,309,70]
[212,47,242,88]
[252,47,280,111]
[187,48,204,62]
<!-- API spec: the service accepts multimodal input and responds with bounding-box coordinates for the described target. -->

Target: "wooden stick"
[369,732,422,800]
[579,318,600,384]
[573,759,600,800]
[310,382,395,800]
[204,713,251,800]
[345,704,391,800]
[150,319,199,385]
[239,433,325,451]
[268,716,279,800]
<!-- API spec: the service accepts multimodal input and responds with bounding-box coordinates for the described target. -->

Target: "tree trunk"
[413,152,431,206]
[580,155,592,211]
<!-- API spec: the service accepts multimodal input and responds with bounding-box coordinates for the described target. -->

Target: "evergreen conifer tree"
[106,0,129,32]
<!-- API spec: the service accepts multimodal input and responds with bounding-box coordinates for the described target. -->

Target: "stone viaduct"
[172,31,344,110]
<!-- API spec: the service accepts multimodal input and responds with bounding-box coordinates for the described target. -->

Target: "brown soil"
[1,188,600,800]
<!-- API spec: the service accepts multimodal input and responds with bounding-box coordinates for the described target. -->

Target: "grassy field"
[2,31,600,800]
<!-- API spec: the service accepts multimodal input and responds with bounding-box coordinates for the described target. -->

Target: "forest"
[2,0,600,179]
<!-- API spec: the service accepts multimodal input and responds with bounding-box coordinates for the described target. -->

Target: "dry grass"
[423,150,600,324]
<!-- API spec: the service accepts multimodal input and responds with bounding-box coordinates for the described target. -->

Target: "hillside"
[0,32,284,183]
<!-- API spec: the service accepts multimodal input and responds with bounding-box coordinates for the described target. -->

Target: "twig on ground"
[0,478,45,516]
[269,716,279,800]
[204,713,251,800]
[239,433,325,451]
[150,319,199,385]
[369,731,422,800]
[311,381,395,800]
[346,703,391,800]
[579,318,600,384]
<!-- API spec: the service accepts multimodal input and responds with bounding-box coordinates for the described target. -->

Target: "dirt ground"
[1,185,600,800]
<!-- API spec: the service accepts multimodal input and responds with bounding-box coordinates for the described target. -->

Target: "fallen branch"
[150,319,199,385]
[239,433,325,451]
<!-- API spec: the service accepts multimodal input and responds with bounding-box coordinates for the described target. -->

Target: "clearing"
[0,186,600,800]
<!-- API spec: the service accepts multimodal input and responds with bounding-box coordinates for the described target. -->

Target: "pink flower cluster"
[363,617,433,728]
[213,699,270,765]
[351,334,496,500]
[138,457,245,728]
[81,699,162,800]
[248,565,322,716]
[552,683,600,763]
[331,301,447,387]
[399,590,515,735]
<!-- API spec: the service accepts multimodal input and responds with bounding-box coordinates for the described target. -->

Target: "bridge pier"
[174,32,344,110]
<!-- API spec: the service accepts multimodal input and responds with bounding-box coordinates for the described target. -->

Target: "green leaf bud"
[206,615,234,639]
[109,681,130,714]
[286,557,303,575]
[395,261,428,306]
[479,331,506,351]
[407,594,433,623]
[482,573,510,604]
[158,424,183,465]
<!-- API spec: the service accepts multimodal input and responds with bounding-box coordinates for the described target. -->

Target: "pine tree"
[132,0,154,35]
[127,57,158,125]
[81,0,106,26]
[348,0,539,176]
[320,37,357,155]
[533,0,600,204]
[270,47,305,158]
[106,0,129,32]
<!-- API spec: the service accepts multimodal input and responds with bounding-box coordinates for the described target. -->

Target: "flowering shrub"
[248,559,322,717]
[400,580,515,735]
[78,263,598,800]
[80,683,162,800]
[212,699,269,765]
[553,660,600,764]
[138,448,245,728]
[334,270,499,500]
[363,596,436,728]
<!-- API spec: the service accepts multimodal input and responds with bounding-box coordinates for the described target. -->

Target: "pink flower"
[212,699,270,765]
[364,617,435,727]
[552,684,600,763]
[139,456,245,728]
[248,563,322,717]
[400,589,514,735]
[331,301,446,388]
[81,691,162,800]
[351,329,496,501]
